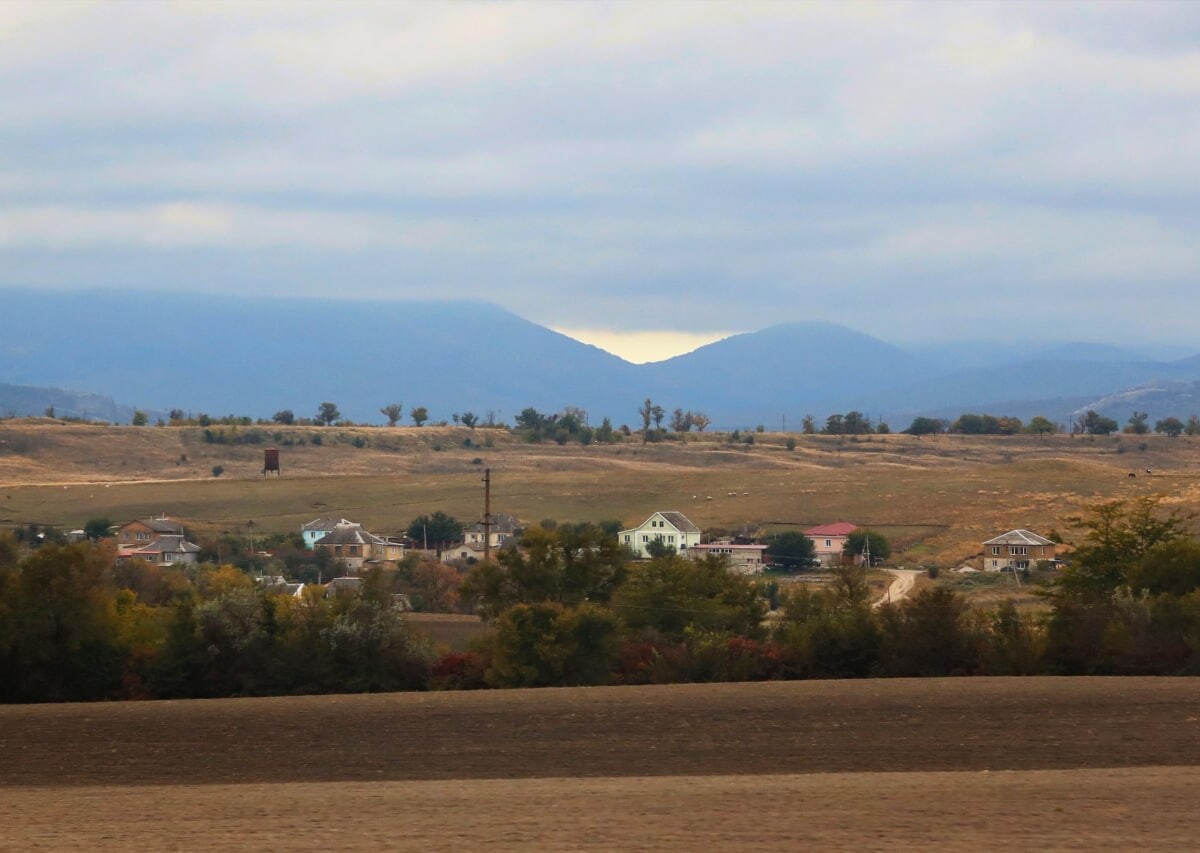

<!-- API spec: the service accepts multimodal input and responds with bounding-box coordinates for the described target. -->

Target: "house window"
[1016,561,1029,570]
[350,546,360,556]
[642,535,648,543]
[991,546,1000,555]
[668,536,674,543]
[624,535,630,543]
[1012,546,1028,556]
[825,539,832,547]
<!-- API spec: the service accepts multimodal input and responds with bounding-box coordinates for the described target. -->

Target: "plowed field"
[3,678,1200,850]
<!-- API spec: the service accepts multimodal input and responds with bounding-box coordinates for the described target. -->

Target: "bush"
[927,566,940,579]
[211,465,224,477]
[785,438,796,451]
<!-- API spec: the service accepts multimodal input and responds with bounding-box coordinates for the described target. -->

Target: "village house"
[620,511,701,559]
[686,541,768,574]
[313,521,406,572]
[463,513,522,549]
[115,516,202,567]
[301,516,355,550]
[804,522,858,566]
[117,515,184,548]
[982,529,1057,571]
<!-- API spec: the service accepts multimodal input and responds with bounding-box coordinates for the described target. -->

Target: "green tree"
[764,531,816,570]
[691,412,711,433]
[844,529,891,564]
[83,518,113,542]
[406,511,463,552]
[639,398,654,442]
[410,406,429,427]
[905,416,945,435]
[380,403,403,426]
[1056,496,1188,600]
[1155,416,1184,437]
[483,602,619,688]
[460,411,478,429]
[614,553,765,641]
[1080,409,1118,435]
[1027,415,1056,435]
[801,414,816,435]
[316,402,340,426]
[1,544,127,701]
[1127,539,1200,597]
[460,524,627,619]
[272,409,295,425]
[1125,411,1150,435]
[131,410,148,426]
[1186,415,1200,436]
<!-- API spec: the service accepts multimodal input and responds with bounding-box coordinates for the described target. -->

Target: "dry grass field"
[3,421,1200,570]
[2,678,1199,850]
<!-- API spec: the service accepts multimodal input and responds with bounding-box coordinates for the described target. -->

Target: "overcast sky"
[2,1,1198,361]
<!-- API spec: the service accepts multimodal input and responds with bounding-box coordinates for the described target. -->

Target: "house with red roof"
[803,521,858,566]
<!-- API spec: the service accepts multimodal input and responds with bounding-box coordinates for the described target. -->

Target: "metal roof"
[983,529,1055,547]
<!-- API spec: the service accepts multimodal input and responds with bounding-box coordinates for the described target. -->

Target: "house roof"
[983,529,1055,547]
[315,522,386,547]
[466,513,522,535]
[122,517,184,535]
[804,522,858,537]
[303,516,353,532]
[131,535,200,555]
[656,512,701,533]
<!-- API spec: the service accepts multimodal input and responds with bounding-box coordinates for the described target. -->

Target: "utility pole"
[482,468,493,564]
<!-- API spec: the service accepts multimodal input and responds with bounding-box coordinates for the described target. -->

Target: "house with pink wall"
[803,522,858,566]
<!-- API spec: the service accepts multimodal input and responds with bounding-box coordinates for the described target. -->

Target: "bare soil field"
[2,679,1199,850]
[4,422,1200,568]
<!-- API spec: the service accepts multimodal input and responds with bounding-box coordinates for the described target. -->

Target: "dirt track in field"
[3,678,1200,849]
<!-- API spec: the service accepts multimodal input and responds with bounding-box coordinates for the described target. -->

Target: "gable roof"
[130,535,200,555]
[656,512,700,533]
[315,522,386,547]
[122,517,184,535]
[466,513,522,535]
[804,522,858,537]
[303,516,353,532]
[983,529,1055,547]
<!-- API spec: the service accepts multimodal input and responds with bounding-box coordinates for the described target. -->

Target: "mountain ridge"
[2,288,1199,428]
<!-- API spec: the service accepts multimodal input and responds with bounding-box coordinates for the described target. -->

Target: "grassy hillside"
[3,420,1198,566]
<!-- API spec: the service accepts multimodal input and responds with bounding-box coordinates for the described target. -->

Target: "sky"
[2,1,1199,362]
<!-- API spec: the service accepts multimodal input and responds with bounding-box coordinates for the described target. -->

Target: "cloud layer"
[2,1,1198,344]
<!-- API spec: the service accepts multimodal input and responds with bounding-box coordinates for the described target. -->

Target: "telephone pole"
[482,468,493,564]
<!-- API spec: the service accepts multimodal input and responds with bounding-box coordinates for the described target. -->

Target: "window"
[991,546,1000,555]
[825,539,832,547]
[668,536,675,543]
[624,535,630,543]
[1016,561,1029,570]
[642,535,648,543]
[1012,546,1028,556]
[350,545,360,556]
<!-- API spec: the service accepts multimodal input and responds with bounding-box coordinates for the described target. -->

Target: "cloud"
[1,1,1199,345]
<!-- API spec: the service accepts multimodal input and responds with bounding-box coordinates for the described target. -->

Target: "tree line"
[5,495,1198,702]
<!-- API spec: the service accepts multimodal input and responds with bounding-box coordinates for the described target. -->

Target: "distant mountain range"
[2,288,1199,429]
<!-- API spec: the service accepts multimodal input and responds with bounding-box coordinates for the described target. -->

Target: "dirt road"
[873,568,922,608]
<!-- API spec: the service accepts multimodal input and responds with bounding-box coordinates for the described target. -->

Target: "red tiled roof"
[803,522,858,537]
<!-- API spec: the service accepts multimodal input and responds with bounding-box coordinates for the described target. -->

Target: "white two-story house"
[620,511,701,558]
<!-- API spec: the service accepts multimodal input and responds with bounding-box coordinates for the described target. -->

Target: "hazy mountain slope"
[0,289,640,423]
[639,322,938,426]
[3,288,1199,428]
[0,382,136,423]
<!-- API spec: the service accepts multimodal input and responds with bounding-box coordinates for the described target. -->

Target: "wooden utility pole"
[482,468,493,564]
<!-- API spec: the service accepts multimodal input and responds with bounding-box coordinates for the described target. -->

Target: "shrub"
[211,465,224,477]
[785,438,796,451]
